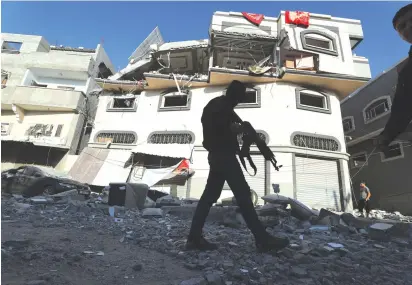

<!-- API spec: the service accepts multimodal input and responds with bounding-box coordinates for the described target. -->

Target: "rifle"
[232,111,283,176]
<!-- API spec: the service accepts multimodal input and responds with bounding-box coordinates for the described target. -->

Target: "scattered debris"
[327,243,344,249]
[142,208,164,218]
[2,191,412,285]
[132,263,143,271]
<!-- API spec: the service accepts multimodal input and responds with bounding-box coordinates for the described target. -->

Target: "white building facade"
[71,10,372,211]
[1,33,115,171]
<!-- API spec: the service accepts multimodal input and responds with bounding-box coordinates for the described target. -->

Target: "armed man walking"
[358,182,372,218]
[185,80,290,252]
[375,3,412,150]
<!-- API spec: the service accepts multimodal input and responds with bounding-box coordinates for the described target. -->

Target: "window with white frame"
[234,87,261,109]
[296,88,331,114]
[363,97,391,123]
[95,131,137,144]
[301,30,338,56]
[381,142,403,162]
[342,117,355,133]
[107,96,137,112]
[158,92,191,111]
[351,153,367,168]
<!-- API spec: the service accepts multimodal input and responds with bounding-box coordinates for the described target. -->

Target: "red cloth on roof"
[241,12,265,25]
[285,11,310,27]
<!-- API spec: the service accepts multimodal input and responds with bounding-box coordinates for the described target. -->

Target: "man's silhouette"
[186,80,289,252]
[376,3,412,149]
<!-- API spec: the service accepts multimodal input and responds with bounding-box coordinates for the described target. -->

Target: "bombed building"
[69,10,372,212]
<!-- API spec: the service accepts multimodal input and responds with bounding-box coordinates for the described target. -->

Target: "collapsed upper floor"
[96,10,371,100]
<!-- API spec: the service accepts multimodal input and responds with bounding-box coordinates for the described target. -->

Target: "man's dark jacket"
[381,46,412,144]
[201,96,239,154]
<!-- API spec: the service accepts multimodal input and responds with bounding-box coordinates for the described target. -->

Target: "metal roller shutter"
[295,156,341,211]
[222,154,266,205]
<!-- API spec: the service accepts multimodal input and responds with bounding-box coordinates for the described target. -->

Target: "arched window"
[300,30,338,56]
[292,132,340,152]
[95,131,137,144]
[363,96,391,123]
[342,116,355,133]
[148,131,195,144]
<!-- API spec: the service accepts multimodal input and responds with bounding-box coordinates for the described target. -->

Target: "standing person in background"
[375,3,412,150]
[358,182,372,218]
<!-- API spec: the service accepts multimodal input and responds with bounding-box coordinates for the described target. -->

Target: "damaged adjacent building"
[1,33,115,172]
[71,11,372,211]
[341,57,412,215]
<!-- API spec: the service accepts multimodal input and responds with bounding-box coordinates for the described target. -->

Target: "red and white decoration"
[285,11,310,27]
[241,12,265,26]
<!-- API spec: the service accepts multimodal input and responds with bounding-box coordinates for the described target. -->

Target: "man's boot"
[255,233,290,253]
[185,236,218,251]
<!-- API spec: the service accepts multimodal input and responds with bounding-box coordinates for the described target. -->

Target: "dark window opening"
[25,124,54,137]
[2,41,22,51]
[55,125,63,137]
[149,132,194,144]
[352,154,367,167]
[97,62,113,79]
[31,81,47,88]
[305,37,331,50]
[239,89,258,104]
[113,98,135,109]
[365,99,390,121]
[300,93,326,109]
[343,119,354,133]
[382,143,402,159]
[163,95,188,108]
[96,132,136,144]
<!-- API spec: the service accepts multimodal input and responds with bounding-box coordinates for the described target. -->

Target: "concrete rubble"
[2,190,412,285]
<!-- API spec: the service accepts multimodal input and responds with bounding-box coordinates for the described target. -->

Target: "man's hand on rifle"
[230,122,245,134]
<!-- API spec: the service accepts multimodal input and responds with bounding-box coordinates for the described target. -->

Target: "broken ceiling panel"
[109,58,152,81]
[129,26,165,63]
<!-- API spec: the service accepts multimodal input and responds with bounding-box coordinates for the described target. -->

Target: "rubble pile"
[354,209,412,222]
[2,193,412,285]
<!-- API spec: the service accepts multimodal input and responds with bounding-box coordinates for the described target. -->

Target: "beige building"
[1,33,115,171]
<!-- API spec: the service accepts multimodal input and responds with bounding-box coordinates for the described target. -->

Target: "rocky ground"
[2,194,412,285]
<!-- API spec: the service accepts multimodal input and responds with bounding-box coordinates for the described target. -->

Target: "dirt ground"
[2,220,198,285]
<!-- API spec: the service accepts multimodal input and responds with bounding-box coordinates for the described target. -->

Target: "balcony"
[5,86,85,111]
[1,51,95,76]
